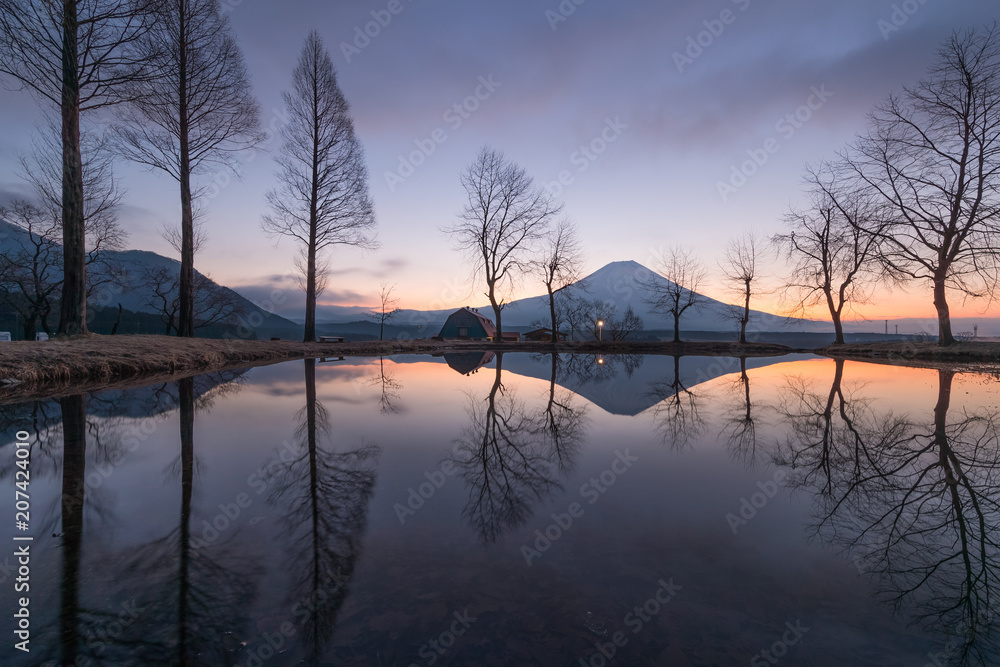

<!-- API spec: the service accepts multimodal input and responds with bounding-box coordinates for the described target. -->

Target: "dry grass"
[816,340,1000,372]
[0,334,796,402]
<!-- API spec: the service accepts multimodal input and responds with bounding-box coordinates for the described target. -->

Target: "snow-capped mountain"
[386,260,827,333]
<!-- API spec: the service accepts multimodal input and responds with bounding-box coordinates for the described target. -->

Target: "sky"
[1,0,999,322]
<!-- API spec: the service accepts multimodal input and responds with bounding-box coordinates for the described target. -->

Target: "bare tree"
[0,200,62,339]
[142,265,248,335]
[775,168,883,345]
[534,219,583,339]
[607,304,644,341]
[0,188,125,338]
[0,0,155,335]
[720,230,764,344]
[448,146,561,339]
[558,288,590,341]
[841,25,1000,346]
[584,299,617,340]
[115,0,263,337]
[643,246,707,343]
[367,282,400,341]
[262,31,376,342]
[20,118,128,300]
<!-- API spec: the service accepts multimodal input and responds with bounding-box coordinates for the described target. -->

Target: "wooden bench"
[317,336,345,343]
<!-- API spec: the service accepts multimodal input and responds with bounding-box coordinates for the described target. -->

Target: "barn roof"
[451,307,497,337]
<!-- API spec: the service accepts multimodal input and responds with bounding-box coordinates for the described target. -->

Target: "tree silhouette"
[263,358,380,661]
[776,366,1000,663]
[649,355,705,450]
[449,354,575,543]
[262,31,377,342]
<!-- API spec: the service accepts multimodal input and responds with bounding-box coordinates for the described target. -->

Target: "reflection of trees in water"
[560,352,643,384]
[367,356,402,414]
[776,366,1000,664]
[265,358,380,663]
[649,355,705,450]
[451,353,586,543]
[719,358,760,469]
[536,353,587,476]
[8,372,252,665]
[113,376,258,665]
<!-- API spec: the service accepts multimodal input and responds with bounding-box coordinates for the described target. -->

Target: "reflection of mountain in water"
[499,353,807,416]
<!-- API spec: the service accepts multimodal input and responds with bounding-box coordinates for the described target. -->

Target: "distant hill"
[0,219,301,339]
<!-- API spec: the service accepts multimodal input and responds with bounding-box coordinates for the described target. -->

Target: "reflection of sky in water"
[1,354,998,665]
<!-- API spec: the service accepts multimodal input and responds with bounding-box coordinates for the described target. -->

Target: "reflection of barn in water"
[443,351,496,376]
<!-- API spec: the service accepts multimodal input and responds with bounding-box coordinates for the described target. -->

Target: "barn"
[438,307,497,340]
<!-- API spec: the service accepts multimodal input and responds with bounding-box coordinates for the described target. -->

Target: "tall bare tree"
[0,0,154,334]
[367,282,400,341]
[116,0,263,337]
[449,146,561,339]
[842,25,1000,346]
[534,219,583,339]
[775,168,883,345]
[643,246,707,343]
[262,31,376,342]
[720,230,764,344]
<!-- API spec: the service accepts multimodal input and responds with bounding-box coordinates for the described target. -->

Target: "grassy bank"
[817,341,1000,368]
[0,335,794,401]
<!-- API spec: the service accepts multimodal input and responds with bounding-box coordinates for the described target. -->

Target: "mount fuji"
[382,260,828,334]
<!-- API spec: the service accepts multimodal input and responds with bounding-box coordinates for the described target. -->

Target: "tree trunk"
[177,376,194,661]
[547,284,557,343]
[303,238,316,342]
[304,59,321,344]
[59,394,86,664]
[22,314,36,341]
[673,312,681,343]
[832,314,844,345]
[488,285,502,340]
[825,288,844,345]
[740,280,750,344]
[379,317,384,341]
[933,273,955,346]
[58,1,87,336]
[110,303,122,335]
[177,3,195,338]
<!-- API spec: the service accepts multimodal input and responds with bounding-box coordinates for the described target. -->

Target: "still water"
[2,352,999,666]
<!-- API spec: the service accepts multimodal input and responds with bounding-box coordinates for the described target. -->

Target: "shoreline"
[1,335,998,403]
[0,335,791,402]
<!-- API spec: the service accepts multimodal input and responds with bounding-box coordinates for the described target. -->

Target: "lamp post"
[597,319,604,342]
